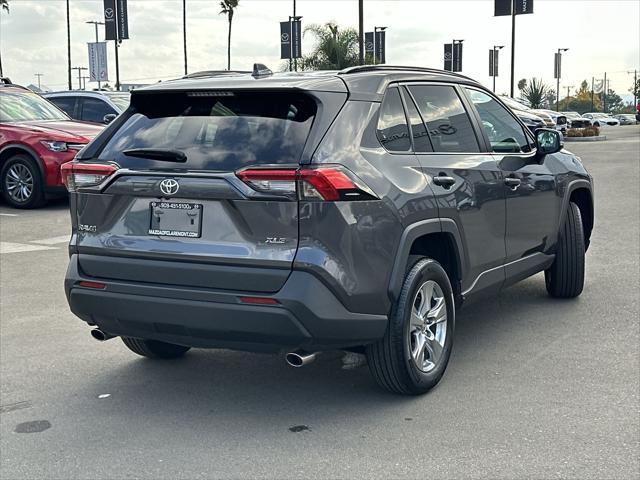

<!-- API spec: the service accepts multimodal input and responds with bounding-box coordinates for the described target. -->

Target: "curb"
[564,136,607,142]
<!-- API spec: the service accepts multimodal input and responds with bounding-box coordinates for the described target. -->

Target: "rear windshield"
[97,91,316,171]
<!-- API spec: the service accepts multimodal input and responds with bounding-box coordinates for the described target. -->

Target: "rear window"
[98,91,316,171]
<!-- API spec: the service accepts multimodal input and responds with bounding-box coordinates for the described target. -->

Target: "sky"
[0,0,638,100]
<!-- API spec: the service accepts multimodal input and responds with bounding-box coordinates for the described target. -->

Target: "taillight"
[61,162,118,192]
[236,166,376,201]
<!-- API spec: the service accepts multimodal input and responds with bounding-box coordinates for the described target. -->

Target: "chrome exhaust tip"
[90,329,116,342]
[285,351,317,368]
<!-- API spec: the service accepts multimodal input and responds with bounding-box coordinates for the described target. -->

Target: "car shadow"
[74,273,584,429]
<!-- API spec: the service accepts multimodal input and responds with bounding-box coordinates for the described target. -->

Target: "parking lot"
[0,126,638,479]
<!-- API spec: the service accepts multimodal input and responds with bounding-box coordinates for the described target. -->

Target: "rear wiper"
[122,148,187,163]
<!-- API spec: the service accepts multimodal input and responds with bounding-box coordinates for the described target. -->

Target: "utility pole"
[358,0,364,65]
[86,21,105,89]
[82,76,89,90]
[34,73,44,90]
[628,69,638,108]
[66,0,72,90]
[591,77,595,112]
[565,85,573,102]
[603,72,607,112]
[183,0,187,75]
[72,67,87,90]
[509,0,516,97]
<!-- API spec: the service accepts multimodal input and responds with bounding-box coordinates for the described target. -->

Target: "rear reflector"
[238,296,280,305]
[61,162,118,192]
[78,281,106,289]
[236,166,376,201]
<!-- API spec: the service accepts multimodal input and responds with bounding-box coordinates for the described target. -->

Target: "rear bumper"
[64,254,388,352]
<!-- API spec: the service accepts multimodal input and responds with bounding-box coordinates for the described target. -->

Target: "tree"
[517,78,527,93]
[0,0,8,77]
[299,23,361,70]
[521,77,551,109]
[604,88,625,114]
[219,0,239,71]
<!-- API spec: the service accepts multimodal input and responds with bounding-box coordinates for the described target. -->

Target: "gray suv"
[63,65,594,395]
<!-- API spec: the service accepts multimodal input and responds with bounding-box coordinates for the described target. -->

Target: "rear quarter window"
[97,91,316,171]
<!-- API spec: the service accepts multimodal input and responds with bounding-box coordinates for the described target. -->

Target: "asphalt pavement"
[1,126,638,479]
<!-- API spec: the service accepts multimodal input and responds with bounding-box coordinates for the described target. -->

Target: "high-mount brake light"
[236,166,376,201]
[61,162,118,192]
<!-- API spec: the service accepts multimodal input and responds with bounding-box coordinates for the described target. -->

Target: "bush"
[582,127,600,137]
[566,129,583,137]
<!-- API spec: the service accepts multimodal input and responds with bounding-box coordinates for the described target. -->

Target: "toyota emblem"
[159,178,179,196]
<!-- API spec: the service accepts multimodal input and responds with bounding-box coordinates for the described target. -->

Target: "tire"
[366,258,455,395]
[545,202,585,298]
[121,337,191,359]
[0,154,46,209]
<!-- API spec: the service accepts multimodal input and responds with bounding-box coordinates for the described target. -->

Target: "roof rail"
[182,70,251,79]
[338,65,473,81]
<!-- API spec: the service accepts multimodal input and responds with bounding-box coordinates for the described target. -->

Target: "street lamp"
[492,45,504,92]
[86,20,105,90]
[452,39,464,72]
[556,48,569,111]
[373,26,387,64]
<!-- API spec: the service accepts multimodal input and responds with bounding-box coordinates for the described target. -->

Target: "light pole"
[358,0,364,65]
[628,69,638,109]
[373,26,387,64]
[183,0,187,75]
[492,45,504,92]
[452,39,464,72]
[66,0,72,90]
[34,73,44,90]
[556,48,568,111]
[86,21,105,89]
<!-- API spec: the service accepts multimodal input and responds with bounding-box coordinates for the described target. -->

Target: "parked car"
[500,95,556,132]
[63,65,593,395]
[614,114,637,125]
[583,113,620,127]
[0,81,104,208]
[539,109,568,133]
[43,91,130,125]
[562,111,593,129]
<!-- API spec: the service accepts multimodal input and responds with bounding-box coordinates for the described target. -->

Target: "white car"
[583,113,620,127]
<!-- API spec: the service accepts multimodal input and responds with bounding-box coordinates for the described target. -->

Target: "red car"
[0,81,104,208]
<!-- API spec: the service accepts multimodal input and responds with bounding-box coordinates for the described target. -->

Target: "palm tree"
[300,23,362,71]
[521,77,551,109]
[0,0,9,77]
[219,0,239,71]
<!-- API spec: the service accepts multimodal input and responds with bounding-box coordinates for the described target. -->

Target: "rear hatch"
[68,88,336,293]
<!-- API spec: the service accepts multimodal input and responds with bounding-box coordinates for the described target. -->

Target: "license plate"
[148,202,202,238]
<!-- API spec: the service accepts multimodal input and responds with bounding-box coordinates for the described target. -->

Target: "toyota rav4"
[63,65,594,395]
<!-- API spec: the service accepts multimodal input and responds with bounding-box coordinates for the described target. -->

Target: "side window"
[464,88,531,153]
[407,85,480,153]
[80,98,116,124]
[48,97,76,118]
[376,87,411,152]
[401,87,433,153]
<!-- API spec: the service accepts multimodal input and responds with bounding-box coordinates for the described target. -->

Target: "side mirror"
[535,128,563,156]
[103,113,117,124]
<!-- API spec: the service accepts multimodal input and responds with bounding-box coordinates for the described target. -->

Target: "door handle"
[504,177,521,189]
[433,175,456,188]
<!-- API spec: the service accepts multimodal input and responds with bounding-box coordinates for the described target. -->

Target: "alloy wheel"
[408,280,448,373]
[5,163,34,204]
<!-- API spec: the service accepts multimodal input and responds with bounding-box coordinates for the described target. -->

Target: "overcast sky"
[1,0,638,99]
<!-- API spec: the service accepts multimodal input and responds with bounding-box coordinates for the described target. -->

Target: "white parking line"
[31,235,71,245]
[0,213,18,217]
[0,242,57,254]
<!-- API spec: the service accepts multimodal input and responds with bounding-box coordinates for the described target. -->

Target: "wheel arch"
[0,144,45,187]
[388,218,467,305]
[560,180,593,251]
